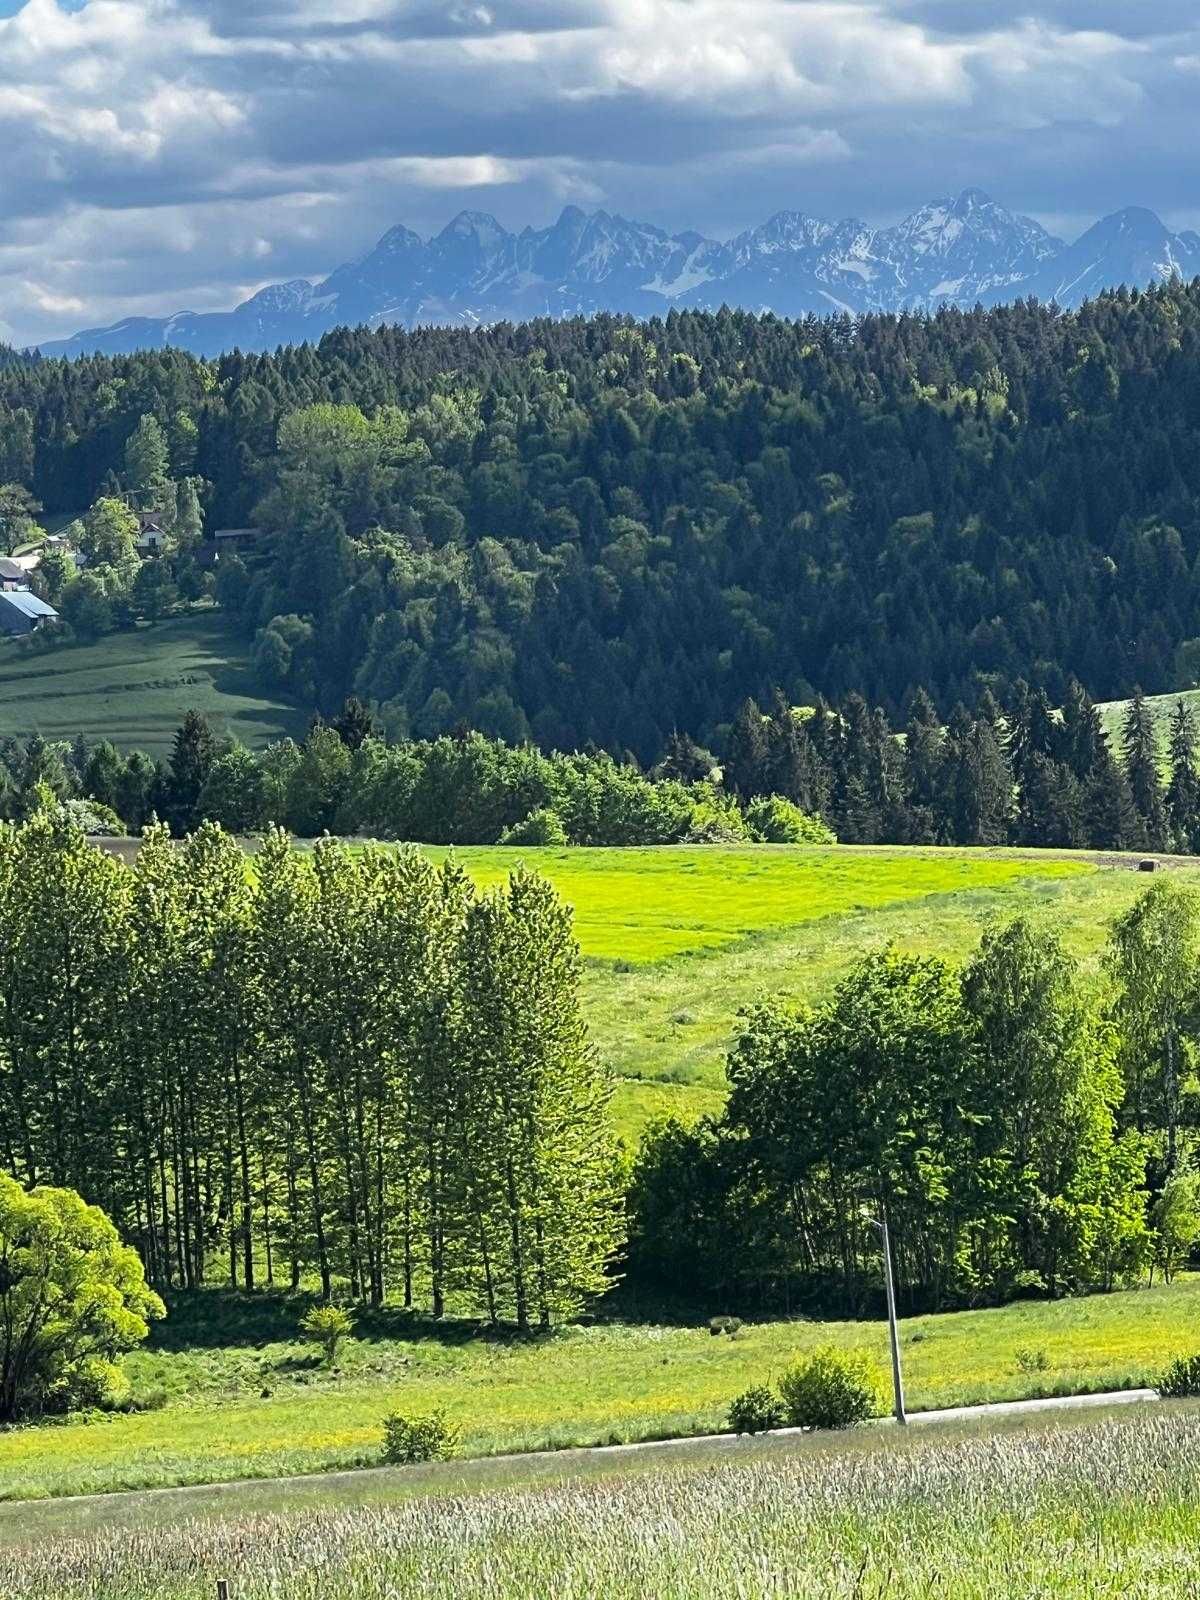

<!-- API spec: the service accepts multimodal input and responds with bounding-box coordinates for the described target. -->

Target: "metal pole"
[874,1206,906,1426]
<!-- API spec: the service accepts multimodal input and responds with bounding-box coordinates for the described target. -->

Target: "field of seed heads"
[8,1408,1200,1600]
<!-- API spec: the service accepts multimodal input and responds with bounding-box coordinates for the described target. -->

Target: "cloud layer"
[0,0,1196,344]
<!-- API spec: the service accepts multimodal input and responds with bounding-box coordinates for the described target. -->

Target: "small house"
[0,557,27,591]
[135,522,169,556]
[0,590,58,636]
[212,527,261,550]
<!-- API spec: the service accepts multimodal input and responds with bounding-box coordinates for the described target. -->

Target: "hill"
[14,289,1200,759]
[435,845,1195,1136]
[0,612,307,759]
[38,190,1200,359]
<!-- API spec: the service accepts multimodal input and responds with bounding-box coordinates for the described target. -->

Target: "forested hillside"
[6,284,1200,755]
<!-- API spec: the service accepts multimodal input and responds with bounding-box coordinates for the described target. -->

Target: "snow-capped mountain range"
[39,190,1200,359]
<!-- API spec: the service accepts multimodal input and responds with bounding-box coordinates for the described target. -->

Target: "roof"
[213,527,261,540]
[0,557,25,581]
[0,590,57,620]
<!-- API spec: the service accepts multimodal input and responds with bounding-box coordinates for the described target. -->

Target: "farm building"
[135,522,169,555]
[0,557,27,590]
[213,527,261,550]
[0,590,58,636]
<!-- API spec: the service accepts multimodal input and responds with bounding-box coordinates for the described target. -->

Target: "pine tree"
[167,711,219,836]
[1165,699,1200,853]
[1121,689,1167,851]
[902,689,944,843]
[724,698,769,798]
[124,414,171,495]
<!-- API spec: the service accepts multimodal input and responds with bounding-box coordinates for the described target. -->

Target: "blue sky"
[1,0,1199,345]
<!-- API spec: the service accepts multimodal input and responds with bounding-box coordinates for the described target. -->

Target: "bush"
[498,806,568,846]
[382,1410,460,1465]
[1159,1353,1200,1398]
[299,1304,355,1366]
[745,794,836,845]
[728,1385,785,1435]
[777,1345,882,1430]
[1014,1346,1050,1374]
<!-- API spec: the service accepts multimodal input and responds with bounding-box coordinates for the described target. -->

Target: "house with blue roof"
[0,590,58,636]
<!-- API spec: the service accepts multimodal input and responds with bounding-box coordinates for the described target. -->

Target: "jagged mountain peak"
[36,193,1200,360]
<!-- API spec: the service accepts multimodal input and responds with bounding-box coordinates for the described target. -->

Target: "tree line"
[727,678,1200,854]
[0,814,623,1327]
[5,289,1200,754]
[8,666,1198,858]
[630,881,1200,1314]
[0,708,834,847]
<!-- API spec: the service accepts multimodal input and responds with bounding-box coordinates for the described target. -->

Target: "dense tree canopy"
[5,287,1200,754]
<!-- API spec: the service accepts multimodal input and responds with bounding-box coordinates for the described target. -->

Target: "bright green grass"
[0,612,306,757]
[428,848,1183,1117]
[431,845,1092,963]
[0,1273,1196,1503]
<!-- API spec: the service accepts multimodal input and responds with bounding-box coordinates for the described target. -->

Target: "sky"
[2,0,1200,345]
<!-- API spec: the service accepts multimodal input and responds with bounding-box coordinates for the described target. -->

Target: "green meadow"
[428,845,1192,1135]
[0,612,306,758]
[2,842,1196,1511]
[0,1270,1195,1505]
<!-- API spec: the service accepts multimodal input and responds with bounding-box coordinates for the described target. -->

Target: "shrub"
[728,1385,785,1435]
[777,1345,882,1430]
[382,1410,460,1465]
[498,806,568,846]
[1159,1353,1200,1398]
[0,1173,163,1423]
[745,794,837,845]
[1014,1346,1050,1374]
[299,1305,355,1366]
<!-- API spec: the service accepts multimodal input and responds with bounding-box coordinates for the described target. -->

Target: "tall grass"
[8,1407,1200,1598]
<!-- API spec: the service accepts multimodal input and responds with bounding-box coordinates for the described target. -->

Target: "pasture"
[1,1270,1198,1503]
[444,845,1193,1131]
[0,613,306,758]
[4,1403,1200,1597]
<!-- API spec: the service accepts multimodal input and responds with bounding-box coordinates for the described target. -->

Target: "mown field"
[439,844,1194,1136]
[0,612,306,757]
[5,1403,1200,1598]
[1,1266,1197,1504]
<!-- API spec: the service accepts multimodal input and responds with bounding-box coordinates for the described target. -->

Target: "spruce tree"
[1121,689,1167,851]
[724,698,769,798]
[1165,699,1200,853]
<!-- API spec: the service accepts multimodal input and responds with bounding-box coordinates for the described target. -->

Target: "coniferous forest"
[5,285,1200,765]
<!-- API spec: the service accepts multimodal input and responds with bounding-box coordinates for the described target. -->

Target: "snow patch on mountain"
[37,191,1200,360]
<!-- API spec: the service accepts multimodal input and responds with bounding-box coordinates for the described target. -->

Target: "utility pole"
[868,1205,906,1426]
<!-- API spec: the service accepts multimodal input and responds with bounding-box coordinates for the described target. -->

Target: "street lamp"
[865,1204,906,1426]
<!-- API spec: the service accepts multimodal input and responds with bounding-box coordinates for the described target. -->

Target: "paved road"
[0,1385,1162,1533]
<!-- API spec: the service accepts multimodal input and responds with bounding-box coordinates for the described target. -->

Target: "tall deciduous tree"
[1107,878,1200,1174]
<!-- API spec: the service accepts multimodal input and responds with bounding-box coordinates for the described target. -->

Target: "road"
[0,1385,1163,1540]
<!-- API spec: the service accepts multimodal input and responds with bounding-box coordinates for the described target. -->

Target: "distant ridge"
[39,189,1200,360]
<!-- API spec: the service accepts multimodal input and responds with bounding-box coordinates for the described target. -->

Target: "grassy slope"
[0,612,307,758]
[1,1273,1197,1502]
[434,846,1186,1136]
[1099,685,1200,752]
[1,844,1192,1506]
